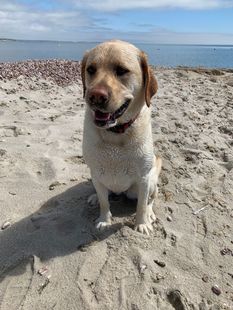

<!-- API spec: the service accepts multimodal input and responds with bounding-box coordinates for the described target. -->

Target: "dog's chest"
[84,141,150,193]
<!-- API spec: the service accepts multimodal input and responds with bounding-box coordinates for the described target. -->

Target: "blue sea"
[0,40,233,68]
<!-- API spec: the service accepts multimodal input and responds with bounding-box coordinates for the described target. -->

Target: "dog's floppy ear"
[81,52,89,98]
[140,51,158,107]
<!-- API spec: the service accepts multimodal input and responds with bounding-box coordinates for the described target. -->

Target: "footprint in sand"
[167,289,191,310]
[0,257,34,310]
[36,157,56,180]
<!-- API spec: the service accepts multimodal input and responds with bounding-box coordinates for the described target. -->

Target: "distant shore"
[1,41,233,67]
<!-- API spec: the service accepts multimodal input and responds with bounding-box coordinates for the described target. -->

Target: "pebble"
[1,221,11,230]
[220,248,233,256]
[152,273,165,283]
[154,259,166,267]
[168,206,173,213]
[77,244,88,252]
[49,181,64,190]
[38,266,48,276]
[9,192,16,196]
[211,285,221,296]
[139,264,147,274]
[0,60,81,87]
[202,274,209,283]
[167,215,172,222]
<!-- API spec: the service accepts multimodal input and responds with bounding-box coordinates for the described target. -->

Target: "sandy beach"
[0,60,232,309]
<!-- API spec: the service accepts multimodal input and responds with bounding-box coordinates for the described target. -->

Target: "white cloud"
[72,0,233,11]
[0,0,23,12]
[29,24,50,32]
[0,0,233,43]
[70,27,233,45]
[0,3,93,40]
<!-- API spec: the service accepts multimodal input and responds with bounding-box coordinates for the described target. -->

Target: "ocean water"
[0,40,233,68]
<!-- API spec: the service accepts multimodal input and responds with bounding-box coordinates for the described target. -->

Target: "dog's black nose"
[88,86,109,107]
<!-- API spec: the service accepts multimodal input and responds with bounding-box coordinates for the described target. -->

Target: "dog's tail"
[155,155,162,176]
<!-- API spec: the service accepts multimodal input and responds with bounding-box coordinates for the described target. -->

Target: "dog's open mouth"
[94,99,131,128]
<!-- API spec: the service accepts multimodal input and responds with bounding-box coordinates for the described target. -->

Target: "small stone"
[164,191,173,201]
[211,285,221,296]
[220,248,233,256]
[49,181,62,190]
[77,244,88,252]
[38,266,48,276]
[1,221,11,230]
[168,206,173,213]
[167,216,172,222]
[202,274,209,283]
[152,273,165,283]
[170,234,177,246]
[154,259,166,268]
[139,264,147,274]
[70,177,78,182]
[152,287,158,295]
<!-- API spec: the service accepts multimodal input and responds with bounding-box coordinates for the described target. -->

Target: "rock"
[154,259,166,267]
[202,274,209,283]
[220,248,233,256]
[1,221,11,230]
[211,285,221,296]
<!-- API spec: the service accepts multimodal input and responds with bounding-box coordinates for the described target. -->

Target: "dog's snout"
[88,87,109,107]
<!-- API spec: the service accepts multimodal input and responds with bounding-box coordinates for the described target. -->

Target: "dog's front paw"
[88,193,98,206]
[96,220,111,230]
[148,207,156,224]
[134,223,153,235]
[95,212,112,231]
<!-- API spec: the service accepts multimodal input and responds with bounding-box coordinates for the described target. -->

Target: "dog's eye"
[87,65,96,75]
[115,66,129,77]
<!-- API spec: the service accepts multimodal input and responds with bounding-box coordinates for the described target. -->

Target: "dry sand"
[0,61,233,310]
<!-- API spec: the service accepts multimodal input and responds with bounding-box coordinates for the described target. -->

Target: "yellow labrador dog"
[81,40,162,234]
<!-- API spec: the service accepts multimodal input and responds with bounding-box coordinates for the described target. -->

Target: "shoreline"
[1,59,233,86]
[0,59,82,87]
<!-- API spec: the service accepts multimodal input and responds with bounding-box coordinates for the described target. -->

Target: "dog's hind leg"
[135,156,162,234]
[147,155,162,224]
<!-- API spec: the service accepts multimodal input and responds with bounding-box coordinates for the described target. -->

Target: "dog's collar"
[107,113,139,134]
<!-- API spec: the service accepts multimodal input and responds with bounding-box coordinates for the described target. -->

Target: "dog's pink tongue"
[95,110,110,121]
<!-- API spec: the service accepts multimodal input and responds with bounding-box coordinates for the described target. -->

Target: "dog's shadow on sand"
[0,181,137,281]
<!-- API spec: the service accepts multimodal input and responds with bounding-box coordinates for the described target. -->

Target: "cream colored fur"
[82,40,162,234]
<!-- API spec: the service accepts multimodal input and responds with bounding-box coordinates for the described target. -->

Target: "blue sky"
[1,0,233,44]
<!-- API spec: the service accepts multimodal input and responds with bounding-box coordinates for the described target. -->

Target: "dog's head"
[81,40,158,129]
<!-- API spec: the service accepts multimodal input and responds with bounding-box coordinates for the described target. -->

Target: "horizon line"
[1,38,233,47]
